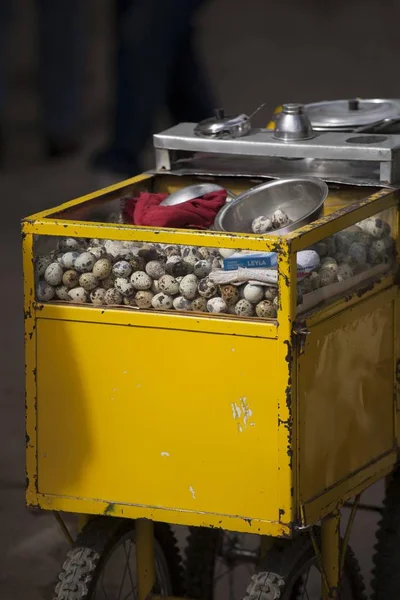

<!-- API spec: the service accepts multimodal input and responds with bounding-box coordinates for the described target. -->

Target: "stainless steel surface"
[159,183,228,206]
[354,117,400,134]
[194,108,252,139]
[213,177,328,234]
[305,98,400,129]
[273,103,315,141]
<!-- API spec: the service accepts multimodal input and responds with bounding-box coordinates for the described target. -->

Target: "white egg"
[207,298,228,313]
[75,252,96,273]
[255,300,277,318]
[113,260,133,278]
[191,297,207,312]
[60,251,79,269]
[151,293,173,310]
[55,285,70,301]
[68,287,88,303]
[92,258,112,280]
[193,260,212,278]
[104,288,123,305]
[198,276,218,298]
[235,299,254,317]
[90,288,106,305]
[44,262,63,286]
[272,209,290,229]
[36,281,55,302]
[145,260,165,280]
[130,271,152,290]
[79,273,99,291]
[58,238,80,252]
[115,277,135,297]
[135,290,154,309]
[158,274,179,295]
[179,274,198,300]
[35,255,53,277]
[219,248,236,259]
[252,216,273,234]
[243,284,264,304]
[173,296,192,311]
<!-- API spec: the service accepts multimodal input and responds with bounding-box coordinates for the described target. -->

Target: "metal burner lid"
[305,98,400,129]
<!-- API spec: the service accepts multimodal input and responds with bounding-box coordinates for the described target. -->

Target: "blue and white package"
[223,252,277,271]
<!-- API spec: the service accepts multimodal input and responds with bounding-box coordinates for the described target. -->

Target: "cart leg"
[321,511,340,600]
[136,518,156,600]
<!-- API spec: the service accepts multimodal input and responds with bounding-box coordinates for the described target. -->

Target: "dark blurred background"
[1,0,399,598]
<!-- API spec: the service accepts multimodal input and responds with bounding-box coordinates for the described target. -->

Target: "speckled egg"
[165,257,191,277]
[193,260,212,278]
[252,216,272,234]
[255,300,277,318]
[314,241,328,258]
[211,257,222,270]
[113,260,133,278]
[348,242,367,266]
[151,279,160,294]
[158,274,179,295]
[179,274,198,300]
[92,258,112,280]
[319,268,337,286]
[115,277,135,297]
[58,237,80,252]
[123,297,138,307]
[104,240,124,259]
[60,251,79,269]
[182,246,199,265]
[129,255,146,272]
[264,286,278,301]
[163,244,181,257]
[44,262,63,286]
[62,269,79,288]
[102,275,115,290]
[191,297,207,312]
[36,281,55,302]
[243,284,264,304]
[68,287,88,303]
[359,217,384,238]
[35,255,53,277]
[145,260,165,280]
[309,271,321,290]
[135,290,154,309]
[198,276,218,299]
[334,231,353,254]
[220,284,240,306]
[272,209,290,229]
[207,297,227,313]
[55,285,70,301]
[79,273,99,291]
[87,246,106,260]
[90,288,106,305]
[197,247,213,260]
[337,263,354,281]
[104,288,123,305]
[235,299,254,317]
[298,278,313,295]
[75,252,96,273]
[320,257,338,276]
[138,244,160,262]
[173,296,192,311]
[151,293,173,310]
[130,271,152,290]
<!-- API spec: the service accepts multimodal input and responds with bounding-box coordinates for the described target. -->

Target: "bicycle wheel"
[53,516,183,599]
[371,465,400,599]
[244,533,366,600]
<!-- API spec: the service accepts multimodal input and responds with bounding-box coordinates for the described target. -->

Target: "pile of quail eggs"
[297,216,395,301]
[35,237,278,319]
[252,209,290,234]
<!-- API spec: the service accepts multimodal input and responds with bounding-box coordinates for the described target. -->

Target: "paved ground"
[0,0,398,597]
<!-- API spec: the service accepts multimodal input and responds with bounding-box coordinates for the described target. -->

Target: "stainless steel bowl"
[213,177,328,235]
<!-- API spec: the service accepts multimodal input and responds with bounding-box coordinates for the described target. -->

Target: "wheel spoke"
[117,541,132,600]
[100,573,110,600]
[123,539,137,597]
[300,567,311,600]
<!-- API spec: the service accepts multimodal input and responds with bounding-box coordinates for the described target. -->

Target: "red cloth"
[123,190,227,230]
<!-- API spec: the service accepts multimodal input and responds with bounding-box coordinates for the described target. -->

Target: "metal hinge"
[293,326,310,354]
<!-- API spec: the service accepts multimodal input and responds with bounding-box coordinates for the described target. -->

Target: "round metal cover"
[305,98,400,129]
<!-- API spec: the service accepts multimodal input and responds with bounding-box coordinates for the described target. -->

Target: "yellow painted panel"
[298,299,395,504]
[36,318,282,522]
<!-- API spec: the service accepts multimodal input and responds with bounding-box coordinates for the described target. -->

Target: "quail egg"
[193,260,212,279]
[151,293,173,310]
[58,237,80,252]
[337,263,354,281]
[319,268,337,286]
[368,239,388,264]
[55,285,70,301]
[255,300,277,318]
[158,274,179,295]
[243,284,264,304]
[182,246,199,267]
[252,216,273,234]
[79,273,99,292]
[191,296,207,312]
[113,260,133,278]
[104,240,124,259]
[130,271,152,290]
[87,246,106,260]
[44,262,63,286]
[151,279,160,294]
[235,299,254,317]
[129,255,146,272]
[207,297,228,314]
[74,252,96,273]
[212,257,222,270]
[145,260,165,280]
[61,269,79,288]
[92,258,112,280]
[298,278,313,295]
[309,271,321,290]
[102,275,115,290]
[36,281,55,302]
[273,295,279,310]
[220,284,240,306]
[219,248,236,259]
[138,244,160,261]
[198,277,218,298]
[135,290,154,309]
[60,251,79,269]
[264,286,278,301]
[68,287,88,303]
[348,242,367,266]
[173,296,192,311]
[35,255,53,277]
[179,274,198,300]
[272,209,290,229]
[115,277,135,297]
[104,288,123,305]
[197,247,213,260]
[164,244,181,257]
[165,256,191,277]
[90,288,106,305]
[359,217,384,238]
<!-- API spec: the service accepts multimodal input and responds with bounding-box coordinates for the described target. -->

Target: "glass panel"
[297,207,397,314]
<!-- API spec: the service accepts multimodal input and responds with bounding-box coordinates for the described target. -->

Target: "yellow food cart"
[23,100,400,599]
